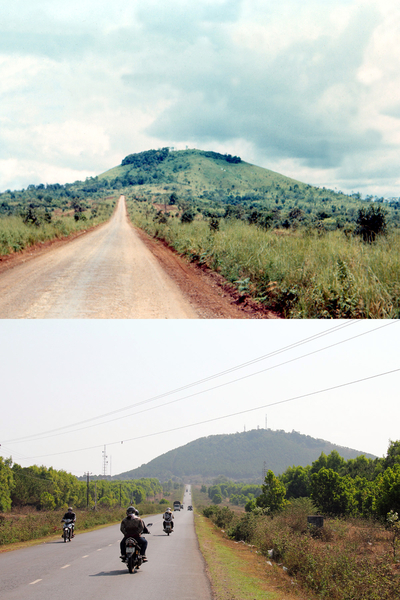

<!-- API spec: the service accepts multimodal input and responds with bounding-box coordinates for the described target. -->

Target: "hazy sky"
[1,0,400,197]
[1,319,398,478]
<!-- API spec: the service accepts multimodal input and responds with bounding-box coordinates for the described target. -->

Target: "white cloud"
[1,0,400,196]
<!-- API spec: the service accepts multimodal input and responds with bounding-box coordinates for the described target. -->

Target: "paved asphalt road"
[0,488,211,600]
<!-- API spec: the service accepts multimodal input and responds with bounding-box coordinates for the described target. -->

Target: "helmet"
[134,509,139,516]
[68,507,73,511]
[126,506,135,515]
[166,508,172,513]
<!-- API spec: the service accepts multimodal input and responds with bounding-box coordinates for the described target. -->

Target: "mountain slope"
[115,429,375,482]
[100,147,304,195]
[98,147,400,230]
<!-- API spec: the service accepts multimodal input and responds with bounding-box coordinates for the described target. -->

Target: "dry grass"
[203,504,400,600]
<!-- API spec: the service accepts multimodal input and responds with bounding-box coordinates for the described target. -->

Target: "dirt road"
[0,197,200,318]
[0,197,277,319]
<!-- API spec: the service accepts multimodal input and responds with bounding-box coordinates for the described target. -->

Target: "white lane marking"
[108,544,113,546]
[61,564,70,569]
[30,579,42,585]
[97,548,102,551]
[82,555,89,558]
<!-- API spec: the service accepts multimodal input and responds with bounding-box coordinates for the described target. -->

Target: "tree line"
[0,458,174,512]
[203,440,400,519]
[251,440,400,518]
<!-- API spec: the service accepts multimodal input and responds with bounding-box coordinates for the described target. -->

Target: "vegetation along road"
[0,500,212,600]
[0,196,274,318]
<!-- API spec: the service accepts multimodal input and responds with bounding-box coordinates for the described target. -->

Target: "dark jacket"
[120,515,148,539]
[63,511,76,521]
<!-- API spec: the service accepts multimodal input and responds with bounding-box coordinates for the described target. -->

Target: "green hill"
[99,147,400,231]
[114,429,376,483]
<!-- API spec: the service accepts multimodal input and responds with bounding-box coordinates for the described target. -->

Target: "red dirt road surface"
[0,197,278,319]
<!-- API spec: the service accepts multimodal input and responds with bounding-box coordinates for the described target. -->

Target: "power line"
[4,320,396,446]
[3,321,357,444]
[24,365,400,460]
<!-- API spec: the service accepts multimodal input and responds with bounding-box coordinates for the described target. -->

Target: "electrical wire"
[4,319,396,445]
[3,320,358,444]
[24,365,400,460]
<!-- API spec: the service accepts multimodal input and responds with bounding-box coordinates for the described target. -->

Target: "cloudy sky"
[0,319,398,477]
[1,0,400,197]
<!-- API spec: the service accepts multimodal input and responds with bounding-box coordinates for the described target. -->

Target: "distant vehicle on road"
[188,505,193,511]
[173,500,181,511]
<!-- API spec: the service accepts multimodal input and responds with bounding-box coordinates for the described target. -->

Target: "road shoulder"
[194,512,314,600]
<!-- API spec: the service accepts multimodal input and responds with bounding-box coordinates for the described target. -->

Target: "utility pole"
[102,445,108,478]
[262,461,268,481]
[85,472,91,508]
[95,481,97,511]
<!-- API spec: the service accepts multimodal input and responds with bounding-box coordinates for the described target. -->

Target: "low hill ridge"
[114,429,375,482]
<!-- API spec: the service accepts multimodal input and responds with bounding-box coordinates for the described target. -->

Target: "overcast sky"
[1,0,400,197]
[1,319,398,478]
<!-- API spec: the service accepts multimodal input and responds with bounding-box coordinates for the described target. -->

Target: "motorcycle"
[61,518,74,542]
[123,523,152,573]
[125,537,142,573]
[163,520,173,536]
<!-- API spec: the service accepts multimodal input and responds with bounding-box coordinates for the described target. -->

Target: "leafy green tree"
[245,498,257,512]
[310,450,345,475]
[355,205,387,243]
[281,465,311,499]
[180,209,195,223]
[311,468,357,515]
[374,464,400,516]
[0,457,14,512]
[383,440,400,470]
[40,491,56,510]
[256,470,287,513]
[340,454,377,480]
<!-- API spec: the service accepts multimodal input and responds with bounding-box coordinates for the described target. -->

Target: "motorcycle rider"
[120,507,149,562]
[163,507,174,531]
[62,506,76,538]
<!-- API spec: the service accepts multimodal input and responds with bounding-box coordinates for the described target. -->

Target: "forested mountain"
[115,429,375,483]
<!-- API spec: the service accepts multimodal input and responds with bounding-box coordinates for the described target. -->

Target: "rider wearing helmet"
[120,507,149,562]
[163,507,174,530]
[62,506,76,537]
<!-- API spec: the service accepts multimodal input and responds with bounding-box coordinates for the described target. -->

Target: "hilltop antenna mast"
[102,445,108,478]
[265,414,268,429]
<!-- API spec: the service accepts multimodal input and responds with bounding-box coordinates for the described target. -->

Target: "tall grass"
[0,502,165,545]
[128,203,400,318]
[0,207,114,258]
[204,502,400,600]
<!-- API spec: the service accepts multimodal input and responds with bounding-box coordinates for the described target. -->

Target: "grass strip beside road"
[194,511,310,600]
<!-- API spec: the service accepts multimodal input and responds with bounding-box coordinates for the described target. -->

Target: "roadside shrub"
[281,497,317,533]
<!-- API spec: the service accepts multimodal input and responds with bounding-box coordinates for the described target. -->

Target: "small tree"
[180,209,194,224]
[355,205,387,243]
[256,470,287,513]
[169,193,178,205]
